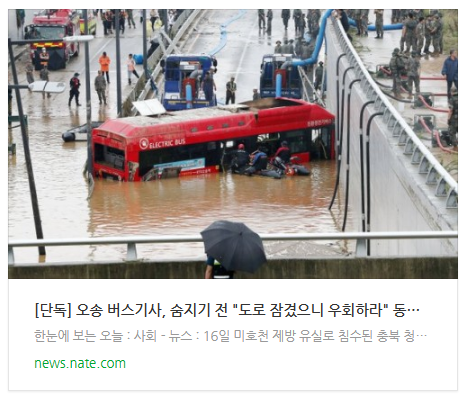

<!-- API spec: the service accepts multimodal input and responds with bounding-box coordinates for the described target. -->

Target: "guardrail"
[331,16,458,209]
[8,231,458,265]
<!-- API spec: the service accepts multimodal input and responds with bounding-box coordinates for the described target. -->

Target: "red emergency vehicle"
[91,98,335,182]
[25,9,81,70]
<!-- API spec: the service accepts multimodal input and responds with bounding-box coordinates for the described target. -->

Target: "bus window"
[94,144,125,171]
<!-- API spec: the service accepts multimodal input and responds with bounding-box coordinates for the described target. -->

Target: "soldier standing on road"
[39,65,51,99]
[447,88,458,151]
[433,13,443,55]
[314,61,324,91]
[288,39,295,56]
[252,87,260,101]
[274,40,282,53]
[126,9,136,28]
[94,70,107,105]
[281,39,289,54]
[374,9,384,39]
[281,9,290,30]
[415,17,425,54]
[429,14,440,56]
[25,62,35,86]
[389,48,405,97]
[403,12,418,54]
[407,51,421,99]
[293,9,303,35]
[423,14,434,55]
[266,10,273,32]
[258,9,266,29]
[68,72,81,107]
[226,77,237,105]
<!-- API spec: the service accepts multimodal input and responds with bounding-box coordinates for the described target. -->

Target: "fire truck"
[25,9,81,70]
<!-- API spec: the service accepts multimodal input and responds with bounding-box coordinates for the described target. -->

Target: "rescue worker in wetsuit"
[229,144,250,174]
[272,140,291,172]
[245,146,268,175]
[274,141,291,163]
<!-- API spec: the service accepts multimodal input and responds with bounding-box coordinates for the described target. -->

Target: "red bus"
[91,98,335,182]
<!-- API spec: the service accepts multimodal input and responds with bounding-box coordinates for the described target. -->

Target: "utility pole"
[83,9,93,176]
[8,38,45,255]
[116,9,122,116]
[143,9,148,80]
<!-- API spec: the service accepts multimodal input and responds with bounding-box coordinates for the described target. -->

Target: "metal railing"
[8,231,458,266]
[331,16,458,209]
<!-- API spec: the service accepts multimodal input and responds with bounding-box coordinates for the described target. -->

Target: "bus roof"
[165,54,214,60]
[95,98,335,140]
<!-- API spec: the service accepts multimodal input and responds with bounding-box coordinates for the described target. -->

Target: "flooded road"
[8,10,353,264]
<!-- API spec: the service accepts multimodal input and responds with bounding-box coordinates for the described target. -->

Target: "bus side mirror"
[213,59,218,67]
[160,59,165,68]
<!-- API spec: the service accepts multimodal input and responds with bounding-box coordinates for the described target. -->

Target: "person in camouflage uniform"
[415,17,425,54]
[307,10,321,36]
[266,10,273,32]
[314,61,324,91]
[354,9,362,35]
[430,14,441,55]
[39,65,51,99]
[407,51,421,99]
[433,14,443,55]
[389,48,405,97]
[294,37,303,58]
[374,9,384,39]
[274,40,282,53]
[293,9,303,35]
[403,12,418,53]
[258,9,266,29]
[94,70,107,105]
[447,88,458,151]
[281,9,290,30]
[361,9,369,36]
[423,14,434,54]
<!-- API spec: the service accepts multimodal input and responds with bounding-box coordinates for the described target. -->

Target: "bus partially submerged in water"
[160,54,218,111]
[91,98,335,182]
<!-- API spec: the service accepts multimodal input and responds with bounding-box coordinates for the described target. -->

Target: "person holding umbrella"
[201,220,267,279]
[205,256,234,279]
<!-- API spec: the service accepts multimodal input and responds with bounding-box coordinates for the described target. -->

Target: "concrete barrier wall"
[324,18,458,257]
[9,258,458,279]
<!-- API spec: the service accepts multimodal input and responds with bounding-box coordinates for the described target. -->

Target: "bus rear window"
[94,143,125,171]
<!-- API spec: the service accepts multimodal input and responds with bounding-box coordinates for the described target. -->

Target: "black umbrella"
[201,220,267,273]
